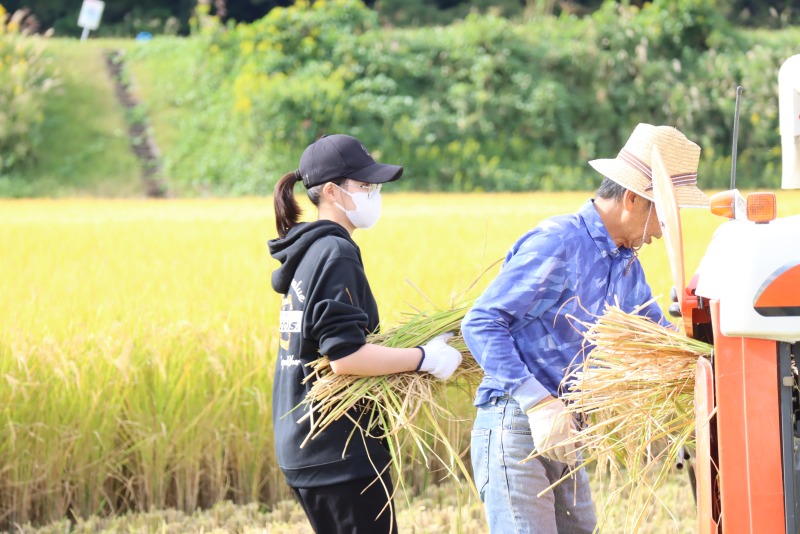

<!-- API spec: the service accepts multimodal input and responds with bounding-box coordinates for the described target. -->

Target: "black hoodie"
[268,220,390,488]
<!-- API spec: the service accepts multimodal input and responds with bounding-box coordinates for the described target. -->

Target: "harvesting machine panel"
[694,216,800,343]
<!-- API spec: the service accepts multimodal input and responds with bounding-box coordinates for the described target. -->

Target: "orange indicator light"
[710,191,736,219]
[746,192,777,223]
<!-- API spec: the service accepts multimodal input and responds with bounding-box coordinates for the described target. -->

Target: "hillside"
[0,38,146,197]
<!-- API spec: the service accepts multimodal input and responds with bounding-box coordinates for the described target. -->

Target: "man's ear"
[622,189,637,212]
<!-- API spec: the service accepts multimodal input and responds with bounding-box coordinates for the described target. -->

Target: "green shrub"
[128,0,800,194]
[0,5,57,174]
[588,0,790,190]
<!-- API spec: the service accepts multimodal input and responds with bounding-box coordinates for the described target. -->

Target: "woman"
[268,134,462,533]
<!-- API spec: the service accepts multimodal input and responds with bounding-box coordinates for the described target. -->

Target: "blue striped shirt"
[461,199,669,412]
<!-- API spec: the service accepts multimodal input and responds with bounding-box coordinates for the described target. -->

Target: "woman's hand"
[417,333,463,380]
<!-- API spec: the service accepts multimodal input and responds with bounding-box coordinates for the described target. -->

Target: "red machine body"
[696,302,787,533]
[650,144,800,533]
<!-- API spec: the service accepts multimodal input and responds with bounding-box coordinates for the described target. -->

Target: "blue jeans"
[471,395,597,534]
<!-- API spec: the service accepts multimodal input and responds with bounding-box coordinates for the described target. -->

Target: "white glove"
[416,332,462,380]
[526,396,578,466]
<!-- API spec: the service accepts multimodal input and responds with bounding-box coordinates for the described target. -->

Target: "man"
[461,123,709,533]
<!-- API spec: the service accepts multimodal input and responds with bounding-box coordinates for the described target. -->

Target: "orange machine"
[651,138,800,533]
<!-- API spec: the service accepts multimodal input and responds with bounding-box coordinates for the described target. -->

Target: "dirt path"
[105,49,168,198]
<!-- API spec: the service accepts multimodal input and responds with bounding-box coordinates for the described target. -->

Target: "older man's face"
[623,193,662,249]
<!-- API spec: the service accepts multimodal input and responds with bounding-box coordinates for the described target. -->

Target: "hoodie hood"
[268,220,356,295]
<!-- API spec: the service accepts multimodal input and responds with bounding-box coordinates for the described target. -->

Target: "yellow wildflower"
[234,95,252,113]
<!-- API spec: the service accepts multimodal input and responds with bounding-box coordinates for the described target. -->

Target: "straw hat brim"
[590,158,709,208]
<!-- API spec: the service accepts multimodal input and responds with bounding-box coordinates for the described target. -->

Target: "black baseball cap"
[298,134,403,188]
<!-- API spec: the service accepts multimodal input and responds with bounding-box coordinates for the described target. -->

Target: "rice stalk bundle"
[298,302,482,497]
[525,301,713,531]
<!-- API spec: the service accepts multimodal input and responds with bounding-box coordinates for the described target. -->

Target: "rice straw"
[523,300,712,532]
[297,303,482,501]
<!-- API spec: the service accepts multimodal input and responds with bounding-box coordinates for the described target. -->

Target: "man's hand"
[526,396,578,466]
[417,332,462,380]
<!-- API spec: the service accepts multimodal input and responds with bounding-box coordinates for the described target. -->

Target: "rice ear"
[524,302,712,532]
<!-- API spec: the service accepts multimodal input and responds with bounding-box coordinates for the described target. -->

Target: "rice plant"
[4,193,798,529]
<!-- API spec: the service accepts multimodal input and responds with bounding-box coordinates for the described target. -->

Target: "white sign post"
[78,0,105,41]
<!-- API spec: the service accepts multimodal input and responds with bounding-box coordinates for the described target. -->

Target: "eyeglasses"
[343,181,382,198]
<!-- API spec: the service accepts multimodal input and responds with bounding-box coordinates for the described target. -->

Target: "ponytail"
[274,170,303,238]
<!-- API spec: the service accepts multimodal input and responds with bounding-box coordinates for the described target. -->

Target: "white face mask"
[334,184,382,229]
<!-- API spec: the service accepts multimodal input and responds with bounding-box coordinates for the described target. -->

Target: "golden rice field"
[2,191,800,532]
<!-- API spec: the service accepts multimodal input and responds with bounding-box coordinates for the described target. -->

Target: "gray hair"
[596,177,628,201]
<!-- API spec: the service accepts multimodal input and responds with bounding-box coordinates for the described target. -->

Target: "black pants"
[292,474,397,534]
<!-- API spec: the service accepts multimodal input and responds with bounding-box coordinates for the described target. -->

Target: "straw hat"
[589,123,709,208]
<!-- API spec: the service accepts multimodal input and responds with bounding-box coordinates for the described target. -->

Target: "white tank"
[695,215,800,342]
